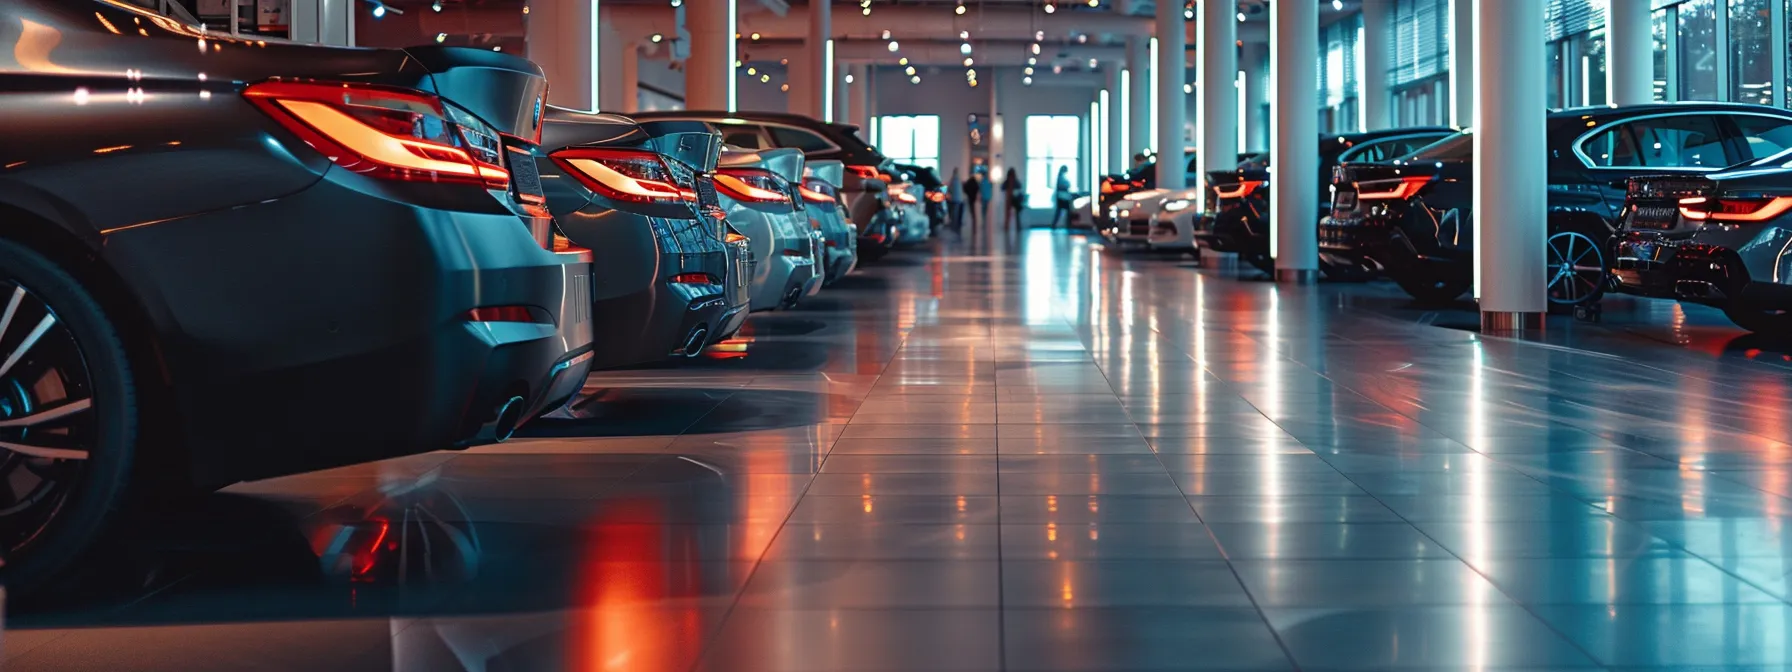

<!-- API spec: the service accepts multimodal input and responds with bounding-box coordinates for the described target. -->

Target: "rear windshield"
[1404,132,1473,161]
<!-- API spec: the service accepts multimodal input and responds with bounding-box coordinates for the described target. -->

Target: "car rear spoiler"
[401,46,549,141]
[806,160,846,189]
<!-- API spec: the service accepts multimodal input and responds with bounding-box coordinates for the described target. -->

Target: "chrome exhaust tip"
[492,395,525,443]
[682,327,709,358]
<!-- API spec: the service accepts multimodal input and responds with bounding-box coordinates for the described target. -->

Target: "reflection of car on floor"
[1322,104,1792,305]
[803,160,860,284]
[1187,127,1453,275]
[717,148,822,310]
[0,0,592,590]
[1615,163,1792,334]
[537,111,745,360]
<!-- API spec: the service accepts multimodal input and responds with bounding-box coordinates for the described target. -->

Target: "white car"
[1147,188,1206,251]
[1101,188,1169,245]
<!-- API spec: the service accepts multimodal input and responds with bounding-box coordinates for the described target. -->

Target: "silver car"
[717,147,821,310]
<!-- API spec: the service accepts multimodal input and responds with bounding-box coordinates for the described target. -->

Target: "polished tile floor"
[11,228,1792,671]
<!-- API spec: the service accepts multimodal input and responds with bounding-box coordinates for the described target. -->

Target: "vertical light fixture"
[824,39,836,121]
[1148,37,1159,153]
[1090,100,1101,194]
[1119,69,1131,159]
[1236,70,1246,155]
[726,0,738,112]
[1089,89,1103,176]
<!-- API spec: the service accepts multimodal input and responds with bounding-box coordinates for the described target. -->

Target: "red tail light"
[671,272,718,284]
[1213,180,1264,199]
[552,148,694,204]
[894,192,919,204]
[926,191,946,203]
[725,231,749,244]
[879,173,895,182]
[466,306,552,323]
[799,186,835,203]
[1680,195,1792,222]
[716,169,791,203]
[782,248,809,256]
[848,165,880,180]
[1356,175,1432,201]
[244,81,508,189]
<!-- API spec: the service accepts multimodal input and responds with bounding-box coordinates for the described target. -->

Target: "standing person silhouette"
[962,170,983,230]
[977,168,993,226]
[947,167,966,230]
[1001,168,1025,230]
[1050,165,1073,228]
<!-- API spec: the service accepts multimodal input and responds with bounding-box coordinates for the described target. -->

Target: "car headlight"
[1162,199,1191,213]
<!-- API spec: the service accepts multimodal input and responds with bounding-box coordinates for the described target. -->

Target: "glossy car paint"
[1614,165,1792,331]
[804,161,859,284]
[1197,128,1453,272]
[536,111,741,362]
[1321,104,1792,304]
[718,148,820,311]
[0,1,591,488]
[628,110,893,225]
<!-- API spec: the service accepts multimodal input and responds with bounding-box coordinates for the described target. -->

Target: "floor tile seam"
[1068,309,1305,672]
[1308,464,1616,668]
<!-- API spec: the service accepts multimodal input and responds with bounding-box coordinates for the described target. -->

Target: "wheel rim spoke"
[0,314,56,382]
[0,440,87,461]
[0,398,90,428]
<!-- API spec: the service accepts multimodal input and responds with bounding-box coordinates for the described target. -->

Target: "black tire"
[0,237,138,593]
[1320,260,1376,282]
[1545,224,1607,307]
[1243,253,1276,275]
[1723,305,1792,336]
[1394,272,1471,303]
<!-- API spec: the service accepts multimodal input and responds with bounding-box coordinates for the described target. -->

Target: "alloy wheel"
[0,282,97,563]
[1546,231,1604,305]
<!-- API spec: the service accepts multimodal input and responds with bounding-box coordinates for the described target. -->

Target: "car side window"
[1378,134,1451,160]
[1623,115,1735,168]
[721,126,768,149]
[768,126,837,152]
[1730,115,1792,160]
[1583,126,1643,167]
[1341,143,1389,163]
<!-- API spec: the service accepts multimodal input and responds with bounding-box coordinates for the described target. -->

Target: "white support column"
[790,0,830,118]
[597,12,633,113]
[1360,0,1392,131]
[1271,0,1318,282]
[1242,43,1268,153]
[1475,0,1547,333]
[1450,0,1474,127]
[1106,68,1125,173]
[1153,3,1186,191]
[291,0,354,46]
[1126,37,1151,160]
[1197,0,1237,205]
[527,0,599,112]
[685,0,736,111]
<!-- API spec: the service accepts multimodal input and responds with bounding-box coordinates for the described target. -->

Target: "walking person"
[962,170,983,230]
[977,168,993,226]
[1001,168,1025,230]
[1050,165,1074,228]
[947,167,966,230]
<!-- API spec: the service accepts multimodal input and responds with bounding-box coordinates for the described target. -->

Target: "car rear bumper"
[104,175,593,488]
[1614,230,1792,308]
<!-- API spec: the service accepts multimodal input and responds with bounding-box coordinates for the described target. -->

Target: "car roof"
[629,110,852,130]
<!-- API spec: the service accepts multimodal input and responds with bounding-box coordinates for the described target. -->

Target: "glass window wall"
[1731,0,1774,105]
[1678,0,1720,100]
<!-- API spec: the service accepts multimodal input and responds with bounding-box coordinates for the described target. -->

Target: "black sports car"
[1615,160,1792,334]
[1321,104,1792,305]
[1198,127,1454,275]
[0,0,593,587]
[537,112,748,359]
